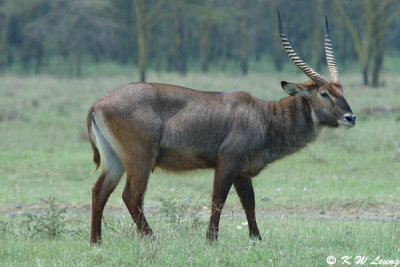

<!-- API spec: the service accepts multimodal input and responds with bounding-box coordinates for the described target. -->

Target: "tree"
[0,0,48,73]
[133,0,166,82]
[0,0,400,78]
[0,12,11,72]
[16,0,119,76]
[238,0,249,75]
[334,0,400,86]
[371,1,400,87]
[199,20,211,72]
[171,2,187,76]
[267,0,284,71]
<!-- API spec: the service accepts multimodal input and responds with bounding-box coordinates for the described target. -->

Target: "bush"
[22,197,72,239]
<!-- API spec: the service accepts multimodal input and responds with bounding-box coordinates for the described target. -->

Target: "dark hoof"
[90,239,101,246]
[250,235,262,241]
[138,229,157,241]
[206,230,218,244]
[146,234,157,242]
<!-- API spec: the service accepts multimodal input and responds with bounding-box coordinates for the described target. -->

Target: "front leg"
[207,156,237,242]
[234,176,261,240]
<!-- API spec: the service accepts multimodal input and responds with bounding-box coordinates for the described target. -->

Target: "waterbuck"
[87,13,356,244]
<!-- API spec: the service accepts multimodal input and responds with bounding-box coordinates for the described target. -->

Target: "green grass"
[0,71,400,266]
[1,217,400,266]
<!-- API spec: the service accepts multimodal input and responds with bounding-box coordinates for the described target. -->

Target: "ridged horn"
[324,13,340,82]
[277,10,328,85]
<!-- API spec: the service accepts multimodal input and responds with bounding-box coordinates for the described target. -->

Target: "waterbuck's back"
[92,82,264,171]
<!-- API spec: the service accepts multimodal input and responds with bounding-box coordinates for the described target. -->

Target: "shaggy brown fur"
[87,81,355,243]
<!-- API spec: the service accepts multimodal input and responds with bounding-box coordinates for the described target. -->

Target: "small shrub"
[22,197,70,239]
[158,198,204,231]
[0,220,11,236]
[0,107,21,121]
[159,198,181,224]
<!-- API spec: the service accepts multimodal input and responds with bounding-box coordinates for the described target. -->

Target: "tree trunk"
[310,0,323,72]
[0,14,11,72]
[239,2,248,76]
[175,15,186,76]
[334,0,373,86]
[22,39,31,71]
[221,29,228,71]
[153,27,162,76]
[362,67,369,86]
[372,49,382,87]
[35,43,43,75]
[254,4,264,63]
[134,0,147,82]
[140,69,146,82]
[199,21,211,73]
[75,50,82,77]
[371,4,388,88]
[155,54,161,76]
[268,0,283,71]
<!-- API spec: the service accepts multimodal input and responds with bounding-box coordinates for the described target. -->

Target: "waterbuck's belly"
[155,146,270,177]
[155,147,217,171]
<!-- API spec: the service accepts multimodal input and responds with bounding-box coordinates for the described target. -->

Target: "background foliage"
[0,0,399,85]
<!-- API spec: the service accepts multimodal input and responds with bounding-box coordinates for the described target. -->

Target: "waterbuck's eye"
[320,91,328,97]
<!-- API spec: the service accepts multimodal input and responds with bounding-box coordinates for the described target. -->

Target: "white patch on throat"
[311,108,319,126]
[311,108,322,134]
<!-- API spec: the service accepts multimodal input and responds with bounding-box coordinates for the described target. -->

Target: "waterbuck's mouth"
[337,119,356,128]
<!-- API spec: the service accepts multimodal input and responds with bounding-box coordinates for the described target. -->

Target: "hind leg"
[90,112,126,244]
[99,109,161,238]
[120,143,157,237]
[90,157,124,244]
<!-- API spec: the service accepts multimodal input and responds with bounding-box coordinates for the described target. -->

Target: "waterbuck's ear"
[280,81,310,97]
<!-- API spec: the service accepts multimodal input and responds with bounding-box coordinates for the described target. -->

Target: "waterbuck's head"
[278,11,356,128]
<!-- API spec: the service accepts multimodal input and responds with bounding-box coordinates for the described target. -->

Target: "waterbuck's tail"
[87,105,100,174]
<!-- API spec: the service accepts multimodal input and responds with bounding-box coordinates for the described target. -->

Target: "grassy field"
[0,72,400,266]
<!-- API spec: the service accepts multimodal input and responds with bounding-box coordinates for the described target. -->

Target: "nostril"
[344,114,356,124]
[345,114,353,122]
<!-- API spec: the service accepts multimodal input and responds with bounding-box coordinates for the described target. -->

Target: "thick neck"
[258,96,319,160]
